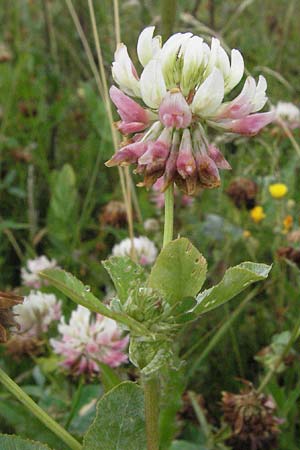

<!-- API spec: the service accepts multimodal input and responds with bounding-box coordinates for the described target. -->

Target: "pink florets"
[51,305,129,376]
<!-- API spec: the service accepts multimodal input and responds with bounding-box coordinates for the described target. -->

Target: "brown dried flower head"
[222,382,282,450]
[226,178,258,210]
[0,291,24,343]
[287,230,300,244]
[5,335,43,360]
[99,201,128,228]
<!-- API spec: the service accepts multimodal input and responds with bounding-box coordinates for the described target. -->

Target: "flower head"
[99,200,128,228]
[272,101,300,129]
[21,256,59,289]
[226,177,258,210]
[269,183,288,199]
[13,291,62,338]
[112,236,157,265]
[51,305,128,376]
[250,206,266,223]
[222,383,282,450]
[106,28,274,195]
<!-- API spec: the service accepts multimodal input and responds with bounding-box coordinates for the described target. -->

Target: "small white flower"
[180,36,208,96]
[273,101,300,129]
[137,26,161,67]
[13,291,61,337]
[112,44,140,97]
[140,59,167,109]
[112,236,157,265]
[191,68,224,117]
[21,256,58,289]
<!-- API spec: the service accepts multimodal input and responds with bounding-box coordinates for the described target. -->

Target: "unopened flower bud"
[105,141,148,167]
[163,132,180,190]
[207,144,231,170]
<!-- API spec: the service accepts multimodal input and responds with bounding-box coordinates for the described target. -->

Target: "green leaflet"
[102,256,147,304]
[39,269,149,335]
[47,164,78,255]
[0,435,52,450]
[149,238,207,305]
[83,382,146,450]
[194,262,271,315]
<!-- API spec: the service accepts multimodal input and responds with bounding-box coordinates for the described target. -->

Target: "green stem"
[163,184,174,247]
[0,368,82,450]
[143,376,160,450]
[258,314,300,393]
[143,184,175,450]
[65,376,84,429]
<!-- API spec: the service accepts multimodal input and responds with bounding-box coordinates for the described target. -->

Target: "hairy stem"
[0,368,82,450]
[143,376,160,450]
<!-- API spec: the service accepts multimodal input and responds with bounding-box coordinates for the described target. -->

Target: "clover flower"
[226,177,258,210]
[112,236,157,265]
[268,183,288,199]
[272,101,300,129]
[21,256,59,289]
[106,27,274,195]
[13,291,62,338]
[51,305,128,376]
[99,200,128,228]
[222,383,283,450]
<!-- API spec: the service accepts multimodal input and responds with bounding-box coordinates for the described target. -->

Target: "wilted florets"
[21,256,59,289]
[222,384,282,450]
[226,178,258,210]
[13,291,62,337]
[51,305,128,376]
[0,291,23,343]
[112,236,157,265]
[106,27,274,195]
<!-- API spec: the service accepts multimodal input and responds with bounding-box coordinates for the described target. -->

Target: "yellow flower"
[283,215,293,232]
[250,206,266,223]
[243,230,251,238]
[269,183,288,199]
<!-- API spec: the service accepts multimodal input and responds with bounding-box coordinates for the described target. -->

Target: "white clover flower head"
[21,255,58,289]
[112,236,157,265]
[51,305,128,376]
[106,27,275,195]
[273,101,300,129]
[13,291,62,338]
